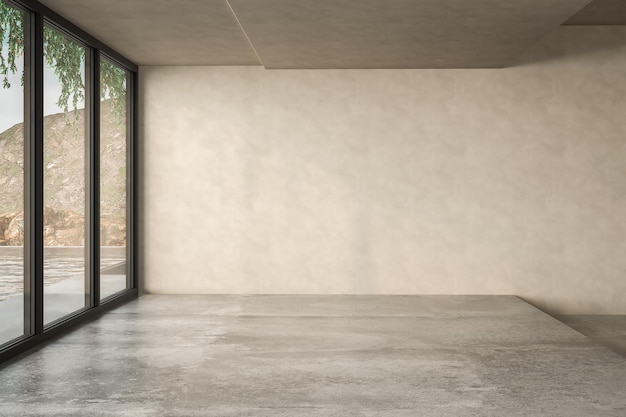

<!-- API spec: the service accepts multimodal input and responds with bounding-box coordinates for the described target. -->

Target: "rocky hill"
[0,99,126,246]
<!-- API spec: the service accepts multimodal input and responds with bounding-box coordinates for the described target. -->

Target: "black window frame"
[0,0,138,364]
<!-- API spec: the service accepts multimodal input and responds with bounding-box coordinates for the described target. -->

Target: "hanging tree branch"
[44,27,86,113]
[0,0,22,89]
[100,57,128,120]
[1,0,127,118]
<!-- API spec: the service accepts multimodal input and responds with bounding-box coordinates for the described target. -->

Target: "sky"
[1,38,80,133]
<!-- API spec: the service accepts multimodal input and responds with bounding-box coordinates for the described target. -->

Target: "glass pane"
[100,57,128,299]
[43,25,89,325]
[0,0,26,345]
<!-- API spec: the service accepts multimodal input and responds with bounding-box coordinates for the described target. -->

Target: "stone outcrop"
[0,99,126,216]
[4,211,23,246]
[0,208,125,247]
[0,211,21,246]
[0,99,127,247]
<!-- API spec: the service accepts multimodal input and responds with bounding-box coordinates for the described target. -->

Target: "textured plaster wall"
[139,27,626,314]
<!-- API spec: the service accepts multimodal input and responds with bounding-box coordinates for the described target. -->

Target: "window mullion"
[89,49,100,307]
[28,10,44,336]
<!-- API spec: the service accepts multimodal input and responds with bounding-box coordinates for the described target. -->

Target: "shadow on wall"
[511,26,626,67]
[137,68,146,296]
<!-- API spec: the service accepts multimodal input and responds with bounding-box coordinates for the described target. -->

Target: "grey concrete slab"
[557,314,626,358]
[228,0,591,68]
[38,0,595,68]
[1,295,625,416]
[38,0,260,66]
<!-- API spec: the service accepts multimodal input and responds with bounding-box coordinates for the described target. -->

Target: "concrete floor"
[0,295,625,416]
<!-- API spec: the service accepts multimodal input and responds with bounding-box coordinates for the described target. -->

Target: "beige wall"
[139,27,626,314]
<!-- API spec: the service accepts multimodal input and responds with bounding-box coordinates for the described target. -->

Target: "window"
[100,56,129,300]
[43,24,89,325]
[0,0,25,346]
[0,0,137,363]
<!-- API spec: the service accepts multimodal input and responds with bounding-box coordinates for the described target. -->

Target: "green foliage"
[0,0,22,89]
[44,26,85,113]
[1,0,127,115]
[100,58,127,121]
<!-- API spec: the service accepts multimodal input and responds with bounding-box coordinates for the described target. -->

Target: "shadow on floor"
[555,315,626,358]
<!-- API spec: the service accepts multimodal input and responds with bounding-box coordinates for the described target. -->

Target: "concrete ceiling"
[37,0,617,69]
[564,0,626,25]
[228,0,590,69]
[38,0,260,65]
